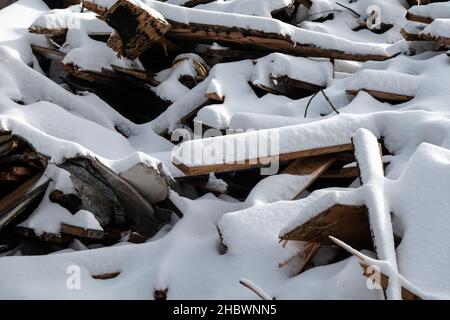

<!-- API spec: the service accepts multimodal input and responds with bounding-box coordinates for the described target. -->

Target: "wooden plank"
[31,44,66,59]
[111,65,159,86]
[346,89,413,103]
[175,143,354,176]
[406,12,433,24]
[282,155,337,199]
[166,22,393,62]
[61,223,104,240]
[183,0,215,8]
[360,263,421,300]
[280,205,373,251]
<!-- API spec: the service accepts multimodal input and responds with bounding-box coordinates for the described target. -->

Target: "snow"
[421,19,450,39]
[30,5,112,34]
[409,3,450,20]
[1,0,450,300]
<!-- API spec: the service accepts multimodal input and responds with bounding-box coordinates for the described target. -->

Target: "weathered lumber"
[0,0,17,9]
[111,65,159,86]
[280,205,373,250]
[31,45,65,60]
[103,0,171,59]
[166,21,393,62]
[15,226,70,245]
[406,12,434,24]
[0,177,49,230]
[60,223,104,240]
[84,1,394,62]
[174,143,354,176]
[282,155,337,199]
[346,89,414,104]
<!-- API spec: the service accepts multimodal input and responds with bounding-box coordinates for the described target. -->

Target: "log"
[282,155,337,199]
[60,223,104,240]
[166,21,394,62]
[0,0,17,9]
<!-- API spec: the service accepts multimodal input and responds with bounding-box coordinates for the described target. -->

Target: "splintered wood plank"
[175,143,353,176]
[0,179,49,229]
[28,26,67,36]
[60,223,104,240]
[271,75,324,93]
[280,205,373,251]
[401,26,450,45]
[104,0,171,59]
[406,12,434,24]
[282,155,337,199]
[346,89,413,103]
[360,263,421,300]
[31,44,66,59]
[166,22,392,62]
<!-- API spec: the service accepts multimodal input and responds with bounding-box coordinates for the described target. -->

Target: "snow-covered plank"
[173,142,353,176]
[346,69,416,104]
[346,89,413,103]
[84,0,399,62]
[281,155,337,199]
[407,3,450,24]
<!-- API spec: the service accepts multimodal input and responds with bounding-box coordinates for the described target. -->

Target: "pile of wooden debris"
[1,0,450,299]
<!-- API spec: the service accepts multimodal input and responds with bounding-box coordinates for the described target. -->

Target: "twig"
[303,91,320,118]
[336,2,361,18]
[304,90,339,117]
[321,90,340,115]
[239,279,272,300]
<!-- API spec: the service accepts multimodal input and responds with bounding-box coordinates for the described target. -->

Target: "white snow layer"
[0,0,450,300]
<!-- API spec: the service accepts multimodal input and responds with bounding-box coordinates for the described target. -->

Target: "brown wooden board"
[346,89,413,104]
[174,143,354,176]
[280,205,373,251]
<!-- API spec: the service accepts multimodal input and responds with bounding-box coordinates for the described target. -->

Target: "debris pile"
[1,0,450,299]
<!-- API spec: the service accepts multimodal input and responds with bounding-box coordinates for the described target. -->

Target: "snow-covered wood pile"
[1,0,450,299]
